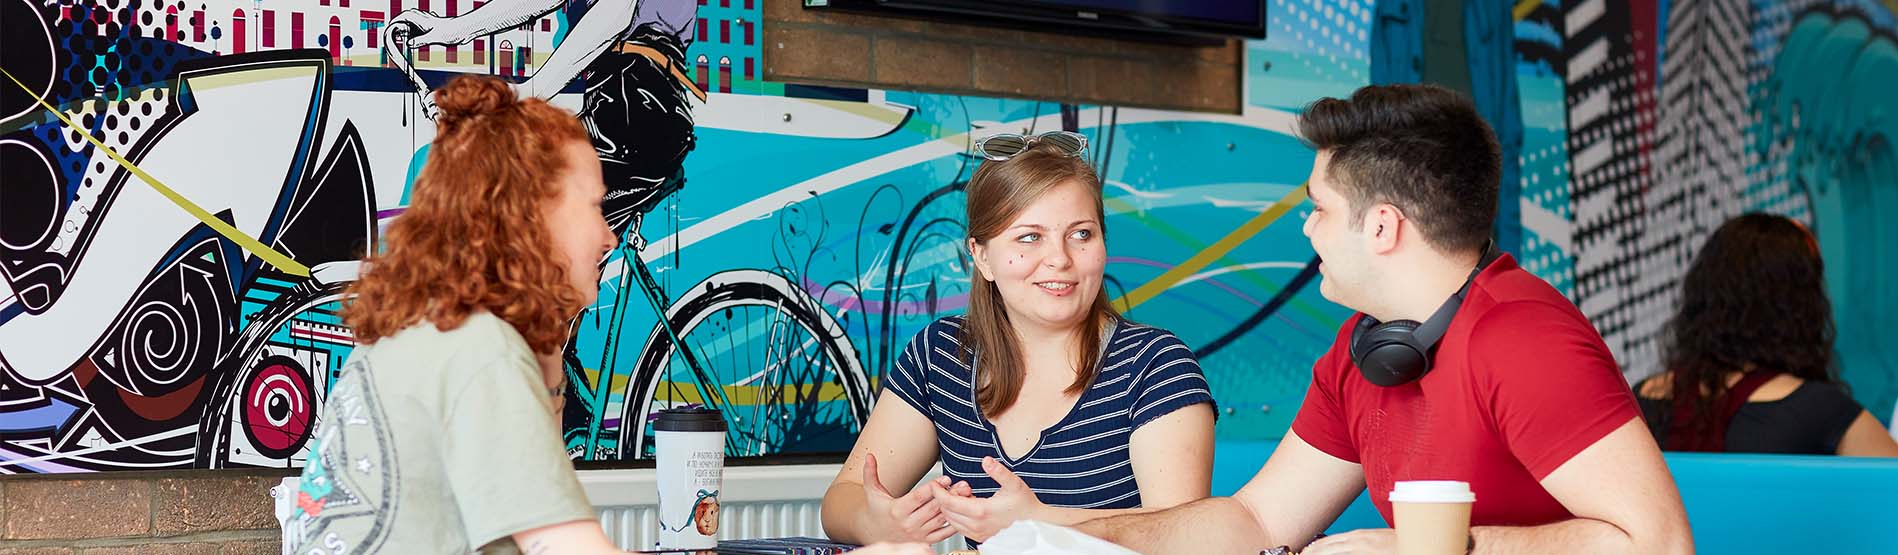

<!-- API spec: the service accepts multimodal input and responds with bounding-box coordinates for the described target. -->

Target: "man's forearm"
[1075,497,1273,554]
[1032,505,1152,527]
[1472,517,1690,555]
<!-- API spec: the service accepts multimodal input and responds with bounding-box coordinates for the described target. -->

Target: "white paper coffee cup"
[1390,481,1474,555]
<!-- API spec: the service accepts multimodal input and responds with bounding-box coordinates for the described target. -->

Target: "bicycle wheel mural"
[4,0,1896,473]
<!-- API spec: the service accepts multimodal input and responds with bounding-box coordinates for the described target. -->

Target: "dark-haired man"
[1076,84,1691,554]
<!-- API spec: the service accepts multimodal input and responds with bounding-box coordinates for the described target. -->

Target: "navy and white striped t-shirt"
[882,316,1215,510]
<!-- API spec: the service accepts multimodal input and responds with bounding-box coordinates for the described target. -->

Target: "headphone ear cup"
[1355,319,1429,387]
[1349,315,1379,367]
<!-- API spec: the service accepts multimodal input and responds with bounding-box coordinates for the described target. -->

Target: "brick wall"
[763,2,1243,113]
[0,473,285,554]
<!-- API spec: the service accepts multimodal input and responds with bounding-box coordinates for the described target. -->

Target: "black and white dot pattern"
[50,89,173,257]
[1560,0,1832,381]
[1563,0,1661,377]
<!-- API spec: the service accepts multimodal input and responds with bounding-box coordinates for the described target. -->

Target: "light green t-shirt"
[285,311,594,554]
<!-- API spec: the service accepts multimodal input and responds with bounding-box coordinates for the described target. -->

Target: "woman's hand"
[932,456,1047,542]
[862,453,960,544]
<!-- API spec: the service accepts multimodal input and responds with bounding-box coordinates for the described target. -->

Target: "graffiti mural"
[4,0,1896,473]
[1529,0,1898,417]
[0,0,1332,471]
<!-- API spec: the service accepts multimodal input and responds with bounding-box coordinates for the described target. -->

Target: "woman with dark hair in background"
[1636,213,1898,456]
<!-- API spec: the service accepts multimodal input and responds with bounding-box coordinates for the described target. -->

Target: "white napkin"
[977,520,1142,555]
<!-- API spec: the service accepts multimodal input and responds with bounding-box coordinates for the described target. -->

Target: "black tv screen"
[812,0,1267,41]
[1033,1,1264,30]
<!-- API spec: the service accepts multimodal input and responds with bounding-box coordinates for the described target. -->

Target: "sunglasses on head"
[972,131,1089,161]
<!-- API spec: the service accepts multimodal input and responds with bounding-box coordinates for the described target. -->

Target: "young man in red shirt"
[1077,85,1692,554]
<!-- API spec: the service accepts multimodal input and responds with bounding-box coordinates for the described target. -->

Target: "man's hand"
[1300,529,1395,555]
[845,543,933,555]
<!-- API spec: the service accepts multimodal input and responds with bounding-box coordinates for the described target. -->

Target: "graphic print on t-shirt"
[286,359,400,554]
[1362,393,1439,504]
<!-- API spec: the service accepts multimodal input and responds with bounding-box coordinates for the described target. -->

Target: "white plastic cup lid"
[1389,481,1475,503]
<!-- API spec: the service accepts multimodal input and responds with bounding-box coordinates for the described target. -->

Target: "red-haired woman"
[281,74,624,554]
[283,74,933,555]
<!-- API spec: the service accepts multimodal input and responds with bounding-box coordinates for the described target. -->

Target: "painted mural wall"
[1,0,1892,473]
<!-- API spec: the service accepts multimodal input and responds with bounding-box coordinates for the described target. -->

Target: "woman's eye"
[1015,233,1040,243]
[1070,229,1093,241]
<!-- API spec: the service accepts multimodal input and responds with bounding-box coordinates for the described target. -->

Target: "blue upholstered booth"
[1212,440,1898,553]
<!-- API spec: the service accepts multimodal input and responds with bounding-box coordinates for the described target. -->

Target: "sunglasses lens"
[1042,132,1085,156]
[979,134,1028,159]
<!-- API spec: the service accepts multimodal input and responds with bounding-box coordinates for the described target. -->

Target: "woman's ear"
[968,238,995,282]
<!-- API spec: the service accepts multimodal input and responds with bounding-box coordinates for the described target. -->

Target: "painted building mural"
[1,0,1893,473]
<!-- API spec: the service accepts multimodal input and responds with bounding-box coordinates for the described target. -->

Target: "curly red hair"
[344,75,592,354]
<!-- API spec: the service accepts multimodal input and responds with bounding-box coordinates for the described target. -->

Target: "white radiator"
[275,464,962,553]
[580,463,963,553]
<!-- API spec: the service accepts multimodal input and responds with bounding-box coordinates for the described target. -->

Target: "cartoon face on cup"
[693,493,720,536]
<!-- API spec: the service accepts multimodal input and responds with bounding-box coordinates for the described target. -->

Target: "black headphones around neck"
[1349,242,1502,387]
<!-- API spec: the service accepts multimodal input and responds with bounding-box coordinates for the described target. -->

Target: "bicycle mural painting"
[33,0,1821,473]
[374,0,959,461]
[0,0,1081,470]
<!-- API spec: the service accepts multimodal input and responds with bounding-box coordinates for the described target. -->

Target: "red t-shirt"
[1290,254,1639,527]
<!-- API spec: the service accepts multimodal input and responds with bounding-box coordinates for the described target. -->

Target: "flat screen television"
[806,0,1267,42]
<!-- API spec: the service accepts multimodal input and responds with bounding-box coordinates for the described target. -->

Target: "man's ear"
[1367,203,1404,255]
